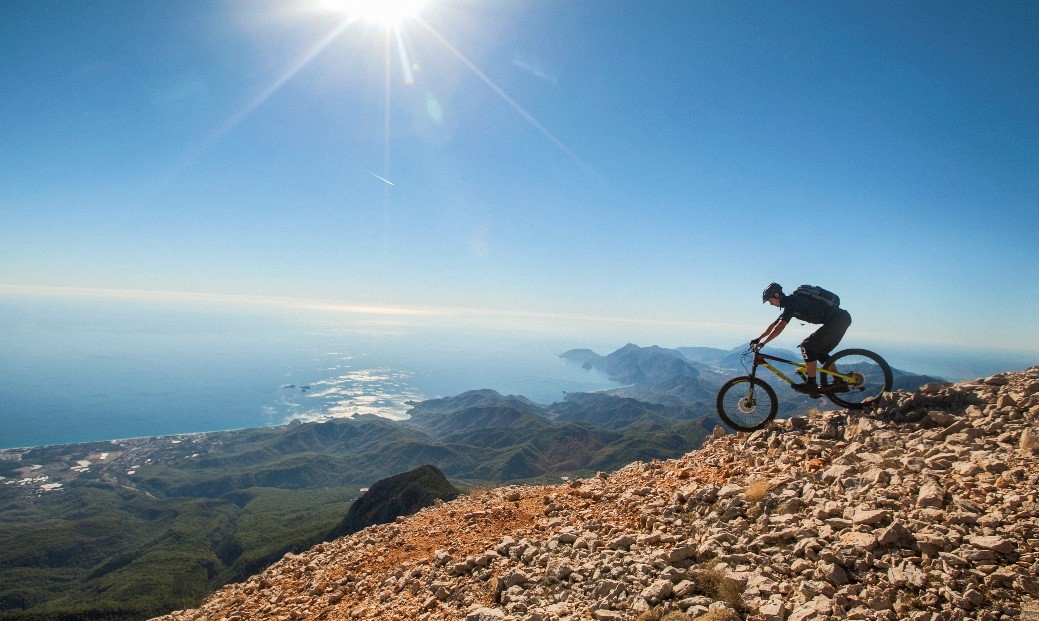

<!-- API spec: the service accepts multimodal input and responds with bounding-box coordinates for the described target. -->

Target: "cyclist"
[752,283,852,396]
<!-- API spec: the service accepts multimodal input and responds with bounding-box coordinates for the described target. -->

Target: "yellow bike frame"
[753,351,858,387]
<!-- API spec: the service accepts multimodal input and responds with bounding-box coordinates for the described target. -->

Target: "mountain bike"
[716,346,893,431]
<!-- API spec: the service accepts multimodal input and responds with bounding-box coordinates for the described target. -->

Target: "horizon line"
[4,284,1037,356]
[0,283,744,332]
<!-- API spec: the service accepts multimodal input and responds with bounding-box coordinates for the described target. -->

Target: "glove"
[750,338,762,352]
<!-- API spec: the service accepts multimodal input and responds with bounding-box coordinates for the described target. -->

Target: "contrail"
[368,171,395,185]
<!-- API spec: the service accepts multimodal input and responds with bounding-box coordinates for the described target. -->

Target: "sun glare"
[321,0,430,27]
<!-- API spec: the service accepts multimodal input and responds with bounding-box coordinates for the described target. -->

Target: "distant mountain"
[652,374,716,401]
[327,465,460,540]
[563,343,705,385]
[675,346,730,365]
[548,392,706,432]
[404,389,551,438]
[401,388,714,479]
[891,367,946,391]
[604,374,717,409]
[559,348,602,366]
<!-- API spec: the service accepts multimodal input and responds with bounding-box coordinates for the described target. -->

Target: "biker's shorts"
[800,309,852,362]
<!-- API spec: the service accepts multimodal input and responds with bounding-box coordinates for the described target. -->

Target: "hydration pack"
[794,284,839,307]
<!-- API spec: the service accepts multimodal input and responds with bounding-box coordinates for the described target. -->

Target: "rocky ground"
[153,367,1039,621]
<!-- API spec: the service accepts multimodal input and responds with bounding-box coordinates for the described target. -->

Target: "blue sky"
[2,0,1037,354]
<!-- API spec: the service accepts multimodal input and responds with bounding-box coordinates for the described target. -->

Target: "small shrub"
[635,607,662,621]
[744,477,769,504]
[637,607,693,621]
[694,609,737,621]
[691,560,745,610]
[717,580,744,609]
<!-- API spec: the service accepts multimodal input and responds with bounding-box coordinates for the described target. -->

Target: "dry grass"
[636,608,694,621]
[693,610,736,621]
[691,560,745,610]
[744,477,770,504]
[635,607,662,621]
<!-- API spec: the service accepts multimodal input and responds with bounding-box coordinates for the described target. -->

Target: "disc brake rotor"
[737,397,756,413]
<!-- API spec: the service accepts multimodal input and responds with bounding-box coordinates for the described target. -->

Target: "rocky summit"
[153,368,1039,621]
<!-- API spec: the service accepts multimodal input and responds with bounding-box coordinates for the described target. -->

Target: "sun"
[319,0,431,28]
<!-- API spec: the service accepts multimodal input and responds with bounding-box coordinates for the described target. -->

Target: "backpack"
[791,285,840,323]
[794,284,840,309]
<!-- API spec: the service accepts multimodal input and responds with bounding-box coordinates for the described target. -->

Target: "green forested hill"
[0,481,353,621]
[328,464,460,539]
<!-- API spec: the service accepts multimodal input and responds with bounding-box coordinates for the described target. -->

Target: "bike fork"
[747,366,760,398]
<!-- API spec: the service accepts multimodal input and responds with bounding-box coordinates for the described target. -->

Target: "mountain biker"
[752,283,852,397]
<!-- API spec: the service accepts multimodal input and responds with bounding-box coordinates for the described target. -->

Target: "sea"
[1,291,1034,449]
[0,293,627,449]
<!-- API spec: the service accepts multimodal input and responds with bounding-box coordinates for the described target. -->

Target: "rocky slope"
[153,368,1039,621]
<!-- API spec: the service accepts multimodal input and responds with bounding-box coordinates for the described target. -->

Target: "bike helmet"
[762,282,783,303]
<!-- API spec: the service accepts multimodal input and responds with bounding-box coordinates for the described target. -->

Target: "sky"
[2,0,1038,355]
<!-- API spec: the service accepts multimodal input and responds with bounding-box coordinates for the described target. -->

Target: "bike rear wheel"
[819,348,892,409]
[717,376,778,431]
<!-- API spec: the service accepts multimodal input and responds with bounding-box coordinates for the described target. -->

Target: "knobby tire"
[819,348,893,409]
[717,376,778,431]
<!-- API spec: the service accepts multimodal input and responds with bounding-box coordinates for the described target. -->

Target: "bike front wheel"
[820,348,893,409]
[717,376,778,431]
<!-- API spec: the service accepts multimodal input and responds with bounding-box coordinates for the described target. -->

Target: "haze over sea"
[1,291,1033,450]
